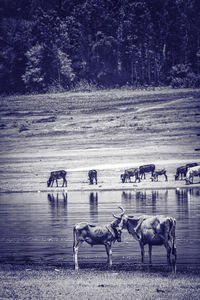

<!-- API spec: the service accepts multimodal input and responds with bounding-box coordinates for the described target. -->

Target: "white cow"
[186,166,200,184]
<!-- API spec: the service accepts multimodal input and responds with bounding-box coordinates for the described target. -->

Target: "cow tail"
[170,219,177,258]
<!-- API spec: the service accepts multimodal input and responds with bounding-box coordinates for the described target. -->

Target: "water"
[0,188,200,270]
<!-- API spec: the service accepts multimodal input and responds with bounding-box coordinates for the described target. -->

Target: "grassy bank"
[0,264,200,300]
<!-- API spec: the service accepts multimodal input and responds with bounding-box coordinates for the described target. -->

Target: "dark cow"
[139,164,155,179]
[88,170,98,184]
[186,163,198,170]
[151,169,168,182]
[73,214,123,270]
[113,207,177,267]
[174,166,187,180]
[121,168,140,183]
[185,166,200,185]
[47,170,67,187]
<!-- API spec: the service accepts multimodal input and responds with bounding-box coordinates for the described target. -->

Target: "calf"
[151,169,168,182]
[47,170,67,187]
[88,170,98,184]
[73,215,123,270]
[139,164,155,179]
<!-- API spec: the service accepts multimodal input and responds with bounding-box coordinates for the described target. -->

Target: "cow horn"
[113,206,125,219]
[118,206,125,216]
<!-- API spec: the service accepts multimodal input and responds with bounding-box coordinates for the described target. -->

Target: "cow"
[73,214,123,270]
[185,166,200,185]
[121,168,140,183]
[186,162,198,170]
[88,170,98,184]
[47,170,67,187]
[139,164,155,179]
[113,207,177,267]
[151,169,168,182]
[174,166,187,180]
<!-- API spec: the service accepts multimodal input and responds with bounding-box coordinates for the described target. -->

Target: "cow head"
[47,178,52,187]
[113,206,128,230]
[120,174,125,183]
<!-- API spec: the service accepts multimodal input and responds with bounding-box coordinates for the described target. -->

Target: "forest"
[1,0,200,93]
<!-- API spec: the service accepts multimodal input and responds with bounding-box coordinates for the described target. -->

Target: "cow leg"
[148,244,152,265]
[51,180,54,187]
[164,241,171,264]
[105,244,112,267]
[73,241,83,271]
[56,179,58,187]
[139,241,145,263]
[165,174,168,181]
[63,177,67,187]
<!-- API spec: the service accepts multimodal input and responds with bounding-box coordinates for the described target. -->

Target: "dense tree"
[0,0,199,93]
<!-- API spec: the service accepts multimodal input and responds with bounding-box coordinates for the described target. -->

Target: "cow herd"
[73,206,177,271]
[47,162,200,188]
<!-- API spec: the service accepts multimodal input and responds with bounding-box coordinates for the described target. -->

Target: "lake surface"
[0,188,200,271]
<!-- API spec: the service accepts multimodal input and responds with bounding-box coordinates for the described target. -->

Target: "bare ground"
[0,87,200,192]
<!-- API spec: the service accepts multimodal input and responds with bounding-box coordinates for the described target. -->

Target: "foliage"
[170,64,200,88]
[1,0,200,93]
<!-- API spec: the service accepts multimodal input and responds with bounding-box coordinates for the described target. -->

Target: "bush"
[170,64,200,88]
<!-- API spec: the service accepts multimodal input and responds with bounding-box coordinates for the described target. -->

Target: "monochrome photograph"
[0,0,200,299]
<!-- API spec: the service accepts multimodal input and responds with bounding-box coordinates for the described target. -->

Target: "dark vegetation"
[1,0,200,94]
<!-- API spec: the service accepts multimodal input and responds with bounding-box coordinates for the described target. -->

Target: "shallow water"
[0,188,200,271]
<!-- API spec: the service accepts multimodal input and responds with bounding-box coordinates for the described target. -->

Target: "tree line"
[1,0,200,94]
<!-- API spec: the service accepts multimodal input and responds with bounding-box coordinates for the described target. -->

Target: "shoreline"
[0,176,199,194]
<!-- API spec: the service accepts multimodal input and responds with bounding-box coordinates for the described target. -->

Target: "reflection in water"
[0,188,200,268]
[122,190,169,214]
[175,189,189,218]
[89,192,98,221]
[47,193,68,218]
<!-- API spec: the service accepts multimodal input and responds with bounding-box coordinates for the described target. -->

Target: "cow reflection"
[121,191,157,213]
[89,192,98,221]
[47,193,67,217]
[176,189,189,217]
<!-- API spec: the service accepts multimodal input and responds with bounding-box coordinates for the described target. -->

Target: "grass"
[0,264,200,299]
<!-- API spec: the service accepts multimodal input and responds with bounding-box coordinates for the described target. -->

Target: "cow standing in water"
[47,170,67,187]
[113,207,177,268]
[139,164,155,179]
[88,170,98,184]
